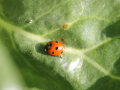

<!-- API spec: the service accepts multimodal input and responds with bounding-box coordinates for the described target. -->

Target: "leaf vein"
[0,18,120,80]
[23,0,73,28]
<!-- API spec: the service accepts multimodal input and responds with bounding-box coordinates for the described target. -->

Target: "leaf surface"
[0,0,120,90]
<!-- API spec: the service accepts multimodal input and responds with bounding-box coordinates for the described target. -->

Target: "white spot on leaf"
[68,58,83,71]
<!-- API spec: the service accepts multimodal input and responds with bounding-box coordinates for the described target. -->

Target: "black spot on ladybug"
[61,51,63,54]
[56,47,58,50]
[56,41,58,43]
[52,52,54,54]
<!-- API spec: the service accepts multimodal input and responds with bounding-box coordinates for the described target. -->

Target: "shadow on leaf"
[102,20,120,38]
[111,58,120,77]
[2,0,25,25]
[88,58,120,90]
[35,43,49,56]
[88,76,120,90]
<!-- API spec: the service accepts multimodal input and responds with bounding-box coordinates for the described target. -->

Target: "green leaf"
[0,0,120,90]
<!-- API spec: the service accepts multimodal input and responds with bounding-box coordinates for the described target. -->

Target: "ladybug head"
[44,43,52,52]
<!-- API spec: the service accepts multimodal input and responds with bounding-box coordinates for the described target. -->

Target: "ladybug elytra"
[45,41,65,56]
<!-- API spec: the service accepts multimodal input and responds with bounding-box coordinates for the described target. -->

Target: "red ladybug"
[44,41,65,56]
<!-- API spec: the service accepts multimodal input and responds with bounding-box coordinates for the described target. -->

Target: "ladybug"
[44,41,65,56]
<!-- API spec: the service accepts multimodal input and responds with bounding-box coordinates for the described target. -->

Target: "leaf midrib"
[0,18,120,80]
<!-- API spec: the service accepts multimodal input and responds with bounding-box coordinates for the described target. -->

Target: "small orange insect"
[44,41,65,56]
